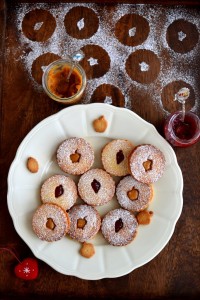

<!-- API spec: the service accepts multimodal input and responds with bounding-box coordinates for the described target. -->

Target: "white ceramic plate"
[7,103,183,280]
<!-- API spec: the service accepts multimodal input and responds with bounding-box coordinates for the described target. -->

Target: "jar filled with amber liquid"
[42,58,86,104]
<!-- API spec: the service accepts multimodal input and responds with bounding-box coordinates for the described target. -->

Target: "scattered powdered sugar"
[77,18,85,30]
[129,27,136,37]
[34,22,43,31]
[178,31,187,41]
[139,62,149,72]
[87,57,98,66]
[13,3,200,113]
[104,96,112,104]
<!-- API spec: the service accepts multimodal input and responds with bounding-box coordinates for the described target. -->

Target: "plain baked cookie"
[41,174,77,211]
[68,204,101,242]
[101,139,135,176]
[101,208,138,246]
[57,137,94,175]
[32,203,70,242]
[129,144,166,184]
[116,175,153,212]
[78,168,115,206]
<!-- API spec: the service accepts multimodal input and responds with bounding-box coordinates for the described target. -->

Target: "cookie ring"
[80,44,110,79]
[41,174,77,211]
[68,204,101,242]
[166,19,199,53]
[64,6,99,39]
[22,9,56,42]
[129,144,166,184]
[78,168,115,206]
[126,49,160,84]
[57,137,94,175]
[101,139,135,176]
[32,203,70,242]
[116,176,153,212]
[101,208,138,246]
[115,13,150,46]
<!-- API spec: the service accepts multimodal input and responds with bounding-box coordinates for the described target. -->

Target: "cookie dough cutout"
[115,13,150,46]
[93,116,108,133]
[80,45,110,79]
[136,210,153,225]
[22,9,56,42]
[91,84,125,107]
[126,50,161,84]
[31,52,61,84]
[27,157,39,173]
[80,242,95,258]
[166,19,199,53]
[161,80,195,114]
[64,6,99,39]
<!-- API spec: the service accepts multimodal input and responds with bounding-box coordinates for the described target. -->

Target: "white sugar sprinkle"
[178,31,186,41]
[77,18,85,30]
[34,21,43,31]
[129,27,136,37]
[13,3,200,113]
[87,57,98,66]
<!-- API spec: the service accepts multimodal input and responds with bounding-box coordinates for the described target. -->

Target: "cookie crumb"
[136,210,153,225]
[80,242,95,258]
[27,157,39,173]
[93,116,107,133]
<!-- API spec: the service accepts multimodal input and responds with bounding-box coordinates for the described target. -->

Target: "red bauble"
[14,258,38,280]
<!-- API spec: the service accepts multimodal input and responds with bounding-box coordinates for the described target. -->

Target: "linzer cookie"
[41,174,77,211]
[57,137,94,175]
[129,144,166,184]
[32,203,70,242]
[68,204,101,242]
[78,168,115,206]
[116,176,153,212]
[101,139,135,176]
[101,208,138,246]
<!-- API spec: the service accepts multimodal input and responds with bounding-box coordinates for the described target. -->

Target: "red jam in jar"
[164,111,200,147]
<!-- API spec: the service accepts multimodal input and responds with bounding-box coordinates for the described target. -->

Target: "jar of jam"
[42,58,86,104]
[164,111,200,147]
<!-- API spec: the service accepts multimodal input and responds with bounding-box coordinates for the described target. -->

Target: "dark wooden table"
[0,1,199,299]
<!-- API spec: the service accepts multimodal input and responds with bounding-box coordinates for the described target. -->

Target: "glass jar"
[42,58,86,104]
[164,111,200,147]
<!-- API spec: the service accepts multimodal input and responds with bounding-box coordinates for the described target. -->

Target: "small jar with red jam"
[164,111,200,147]
[42,58,86,104]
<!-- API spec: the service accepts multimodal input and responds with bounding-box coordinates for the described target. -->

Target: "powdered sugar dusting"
[13,3,200,112]
[129,27,136,37]
[77,18,85,30]
[34,22,43,31]
[178,31,186,41]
